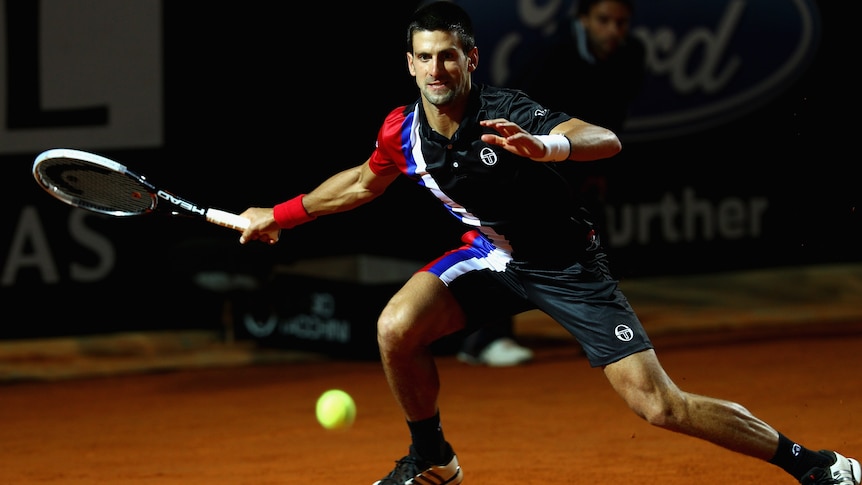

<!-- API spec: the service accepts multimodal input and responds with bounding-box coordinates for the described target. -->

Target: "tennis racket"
[32,148,250,232]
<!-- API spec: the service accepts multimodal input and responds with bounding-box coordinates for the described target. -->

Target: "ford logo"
[625,0,821,141]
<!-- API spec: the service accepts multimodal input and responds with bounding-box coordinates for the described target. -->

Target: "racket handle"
[206,208,250,232]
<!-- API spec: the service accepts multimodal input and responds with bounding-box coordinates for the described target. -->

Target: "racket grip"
[206,208,250,232]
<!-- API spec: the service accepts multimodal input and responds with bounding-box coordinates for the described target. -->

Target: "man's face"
[580,0,633,60]
[407,30,477,107]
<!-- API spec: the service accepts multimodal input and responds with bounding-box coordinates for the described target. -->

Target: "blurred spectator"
[516,0,646,134]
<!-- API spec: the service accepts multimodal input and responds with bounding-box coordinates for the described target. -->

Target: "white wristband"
[533,134,571,162]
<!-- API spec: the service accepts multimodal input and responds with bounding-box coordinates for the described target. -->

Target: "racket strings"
[36,159,156,216]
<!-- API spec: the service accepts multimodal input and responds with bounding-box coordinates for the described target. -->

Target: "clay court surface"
[2,264,861,484]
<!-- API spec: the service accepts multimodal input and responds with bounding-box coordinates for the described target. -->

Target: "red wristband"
[273,194,316,229]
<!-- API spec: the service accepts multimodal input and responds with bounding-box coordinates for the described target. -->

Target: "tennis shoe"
[457,337,533,367]
[801,450,861,485]
[373,444,462,485]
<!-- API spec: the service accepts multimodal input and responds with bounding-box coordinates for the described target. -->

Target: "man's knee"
[377,304,411,350]
[377,302,464,352]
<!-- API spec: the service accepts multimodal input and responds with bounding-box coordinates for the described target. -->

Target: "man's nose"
[429,59,442,75]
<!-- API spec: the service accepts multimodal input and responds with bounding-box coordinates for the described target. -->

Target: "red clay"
[1,330,860,484]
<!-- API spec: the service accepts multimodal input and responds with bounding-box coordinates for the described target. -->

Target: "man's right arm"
[302,160,398,217]
[238,159,399,245]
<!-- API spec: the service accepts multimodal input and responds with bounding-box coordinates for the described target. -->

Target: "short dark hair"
[407,1,476,54]
[576,0,634,16]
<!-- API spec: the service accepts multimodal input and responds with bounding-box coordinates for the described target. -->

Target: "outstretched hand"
[238,207,282,245]
[480,118,547,159]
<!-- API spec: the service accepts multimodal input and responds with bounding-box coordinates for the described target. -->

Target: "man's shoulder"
[382,100,420,120]
[375,102,421,135]
[476,84,530,104]
[474,83,569,128]
[477,83,520,95]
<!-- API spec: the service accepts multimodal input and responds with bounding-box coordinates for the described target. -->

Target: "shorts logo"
[586,229,600,251]
[614,324,634,342]
[480,147,498,166]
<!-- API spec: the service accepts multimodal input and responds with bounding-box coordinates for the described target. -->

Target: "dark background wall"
[1,0,857,339]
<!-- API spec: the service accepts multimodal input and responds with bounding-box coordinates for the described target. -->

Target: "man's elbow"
[609,135,623,156]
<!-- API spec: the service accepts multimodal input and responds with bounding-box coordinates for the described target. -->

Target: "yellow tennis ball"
[315,389,356,430]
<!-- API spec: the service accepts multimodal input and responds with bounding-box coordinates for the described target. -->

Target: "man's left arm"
[480,117,621,162]
[549,118,622,161]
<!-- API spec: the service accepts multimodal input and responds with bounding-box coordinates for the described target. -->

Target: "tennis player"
[238,3,859,484]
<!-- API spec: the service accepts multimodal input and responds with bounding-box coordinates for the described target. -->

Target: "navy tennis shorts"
[427,232,653,367]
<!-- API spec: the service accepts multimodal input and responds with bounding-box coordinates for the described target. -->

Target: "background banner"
[1,0,855,338]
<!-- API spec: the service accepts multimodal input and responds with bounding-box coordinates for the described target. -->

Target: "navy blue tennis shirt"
[369,84,600,265]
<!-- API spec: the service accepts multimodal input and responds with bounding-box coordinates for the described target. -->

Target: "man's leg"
[373,272,465,485]
[377,272,465,422]
[604,349,859,483]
